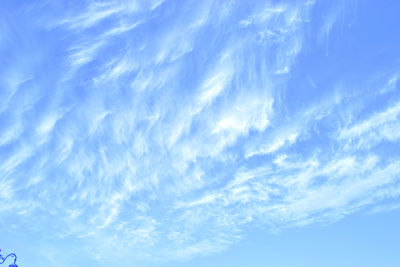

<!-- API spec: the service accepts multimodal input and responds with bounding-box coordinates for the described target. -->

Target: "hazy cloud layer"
[1,0,399,265]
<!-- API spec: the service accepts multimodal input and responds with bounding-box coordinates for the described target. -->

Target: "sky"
[0,0,400,266]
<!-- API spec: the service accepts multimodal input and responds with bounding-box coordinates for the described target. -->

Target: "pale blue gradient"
[0,0,399,266]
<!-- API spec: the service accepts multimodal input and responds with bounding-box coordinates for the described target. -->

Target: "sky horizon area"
[1,0,399,266]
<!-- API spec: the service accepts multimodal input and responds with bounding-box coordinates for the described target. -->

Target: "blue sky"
[1,0,400,266]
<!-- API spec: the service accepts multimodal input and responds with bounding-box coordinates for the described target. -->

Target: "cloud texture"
[0,0,399,265]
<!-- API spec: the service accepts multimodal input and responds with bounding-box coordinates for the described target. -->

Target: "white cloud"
[2,0,400,265]
[339,100,400,148]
